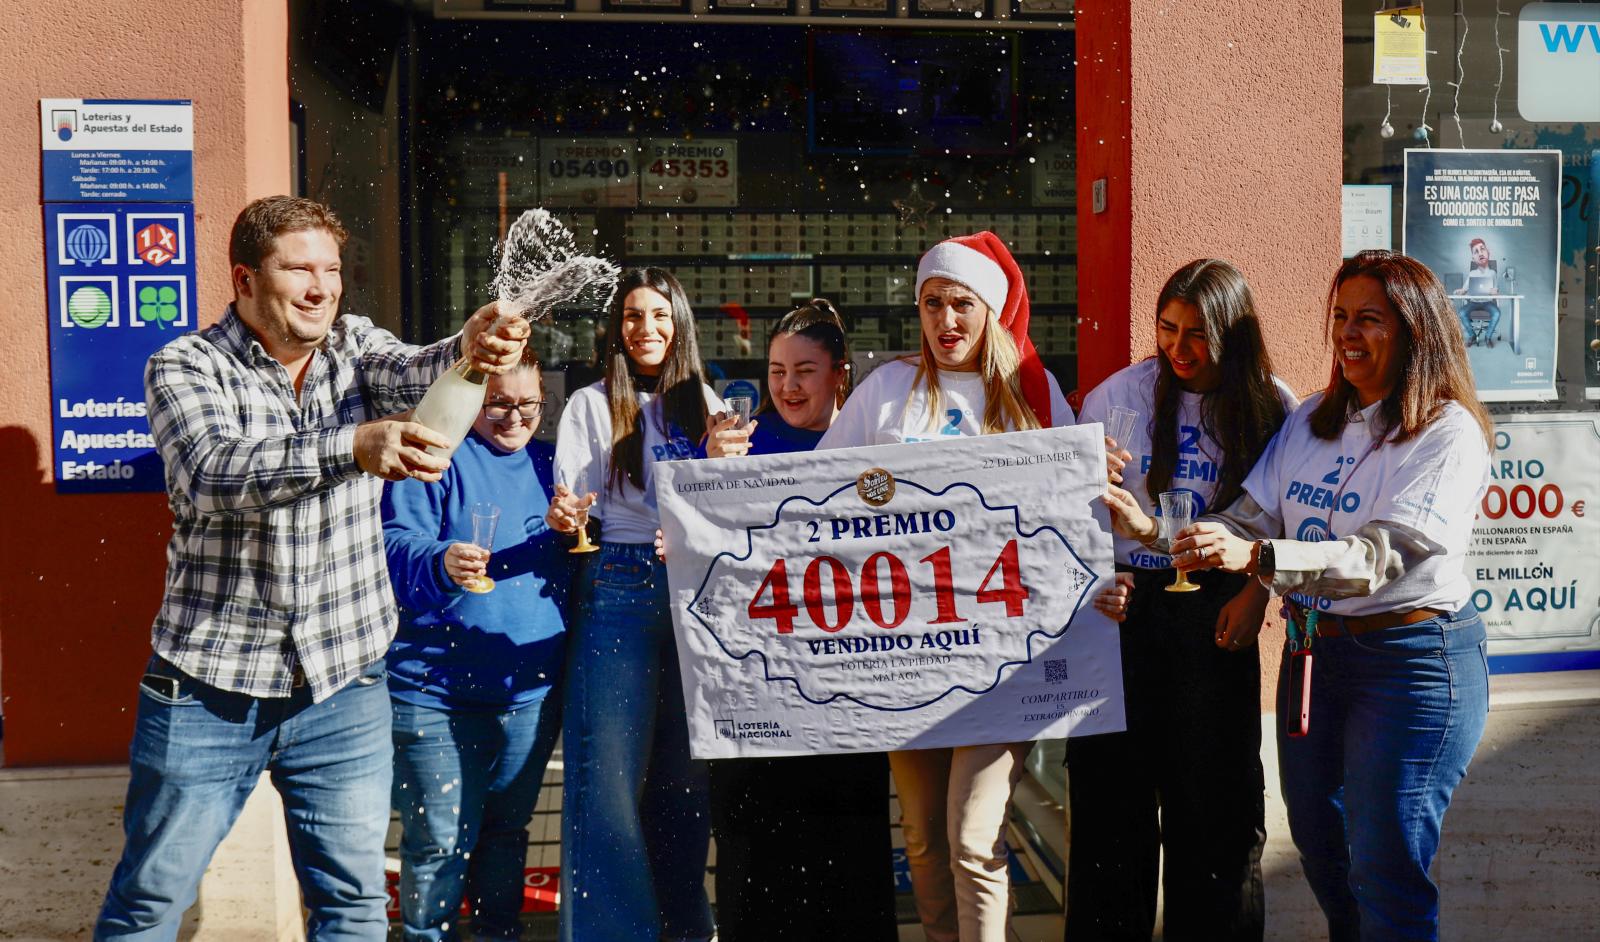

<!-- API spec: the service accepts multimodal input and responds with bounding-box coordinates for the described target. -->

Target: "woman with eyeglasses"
[380,345,571,941]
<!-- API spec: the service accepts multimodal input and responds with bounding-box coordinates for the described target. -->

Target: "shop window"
[1345,0,1600,675]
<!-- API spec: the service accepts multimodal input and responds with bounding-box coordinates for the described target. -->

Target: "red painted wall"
[1075,4,1136,399]
[0,2,289,766]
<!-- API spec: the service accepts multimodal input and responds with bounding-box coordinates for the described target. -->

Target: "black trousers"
[1064,566,1266,942]
[709,751,899,941]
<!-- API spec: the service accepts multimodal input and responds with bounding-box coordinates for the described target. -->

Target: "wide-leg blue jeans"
[391,696,561,940]
[1278,608,1489,942]
[559,543,713,942]
[96,656,392,941]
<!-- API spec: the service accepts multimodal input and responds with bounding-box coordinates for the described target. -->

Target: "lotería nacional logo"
[856,467,896,507]
[715,715,793,741]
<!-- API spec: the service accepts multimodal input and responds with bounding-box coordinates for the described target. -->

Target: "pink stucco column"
[0,2,290,765]
[1077,1,1344,702]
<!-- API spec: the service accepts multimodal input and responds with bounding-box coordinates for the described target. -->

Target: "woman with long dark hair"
[546,267,719,942]
[1072,259,1293,941]
[1120,251,1495,941]
[702,299,899,942]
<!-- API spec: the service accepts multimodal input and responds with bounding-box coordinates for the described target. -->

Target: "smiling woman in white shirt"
[1111,250,1494,942]
[1074,259,1295,941]
[545,267,721,942]
[818,231,1072,942]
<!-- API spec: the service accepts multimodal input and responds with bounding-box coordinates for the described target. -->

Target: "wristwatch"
[1255,539,1276,589]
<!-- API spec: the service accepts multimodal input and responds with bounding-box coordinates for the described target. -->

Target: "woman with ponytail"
[703,300,898,942]
[817,232,1074,942]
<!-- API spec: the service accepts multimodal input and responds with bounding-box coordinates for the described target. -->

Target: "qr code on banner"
[1044,659,1069,684]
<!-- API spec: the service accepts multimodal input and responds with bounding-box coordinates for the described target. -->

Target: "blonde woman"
[817,232,1073,942]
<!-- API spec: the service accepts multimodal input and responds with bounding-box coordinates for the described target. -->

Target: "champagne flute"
[561,477,600,555]
[1159,490,1202,593]
[465,502,500,594]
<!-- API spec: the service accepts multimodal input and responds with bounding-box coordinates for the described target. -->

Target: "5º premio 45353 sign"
[658,424,1124,758]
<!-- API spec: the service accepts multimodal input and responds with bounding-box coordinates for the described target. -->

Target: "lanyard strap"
[1282,601,1319,653]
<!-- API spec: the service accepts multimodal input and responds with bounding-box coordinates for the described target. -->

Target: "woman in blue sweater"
[382,349,568,941]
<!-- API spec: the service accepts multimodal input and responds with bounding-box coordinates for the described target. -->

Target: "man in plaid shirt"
[96,196,530,940]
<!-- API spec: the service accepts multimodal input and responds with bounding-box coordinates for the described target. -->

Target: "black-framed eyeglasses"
[483,400,546,421]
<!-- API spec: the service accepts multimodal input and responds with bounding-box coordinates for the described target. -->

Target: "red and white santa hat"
[915,230,1051,426]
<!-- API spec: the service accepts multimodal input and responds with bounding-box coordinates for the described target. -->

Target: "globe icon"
[66,224,110,266]
[67,286,113,328]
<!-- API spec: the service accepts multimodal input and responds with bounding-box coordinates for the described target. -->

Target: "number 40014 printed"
[657,423,1127,759]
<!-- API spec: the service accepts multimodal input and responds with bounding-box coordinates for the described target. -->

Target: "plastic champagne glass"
[465,502,500,593]
[1160,490,1202,593]
[1106,406,1138,453]
[725,395,754,429]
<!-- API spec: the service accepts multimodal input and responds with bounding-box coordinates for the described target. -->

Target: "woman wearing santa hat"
[818,231,1074,942]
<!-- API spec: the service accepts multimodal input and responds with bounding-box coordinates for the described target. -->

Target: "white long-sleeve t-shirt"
[554,380,723,544]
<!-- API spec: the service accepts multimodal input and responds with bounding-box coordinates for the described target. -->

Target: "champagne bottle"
[412,358,487,458]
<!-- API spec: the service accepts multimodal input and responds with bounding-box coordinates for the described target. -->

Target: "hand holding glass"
[725,396,754,429]
[1106,407,1138,453]
[464,502,500,593]
[1159,490,1201,593]
[558,480,599,555]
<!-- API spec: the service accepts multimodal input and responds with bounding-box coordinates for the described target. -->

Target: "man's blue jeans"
[96,656,392,941]
[391,696,561,941]
[1278,608,1489,942]
[560,543,713,942]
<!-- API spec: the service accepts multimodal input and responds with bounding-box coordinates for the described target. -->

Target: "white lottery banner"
[657,424,1125,759]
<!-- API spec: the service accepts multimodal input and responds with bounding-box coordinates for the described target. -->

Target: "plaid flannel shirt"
[145,307,460,702]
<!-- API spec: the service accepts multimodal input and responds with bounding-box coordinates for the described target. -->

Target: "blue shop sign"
[44,202,195,493]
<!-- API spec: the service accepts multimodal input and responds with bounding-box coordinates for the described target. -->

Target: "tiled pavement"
[381,742,1068,941]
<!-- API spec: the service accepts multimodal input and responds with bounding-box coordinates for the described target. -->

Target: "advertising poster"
[448,134,539,209]
[640,138,738,207]
[40,97,195,495]
[657,424,1123,759]
[539,138,638,207]
[1031,141,1074,207]
[1342,184,1393,257]
[1467,416,1600,673]
[1403,149,1561,401]
[1516,2,1600,123]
